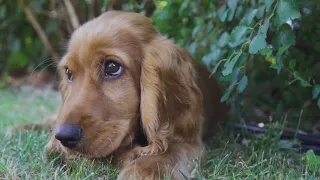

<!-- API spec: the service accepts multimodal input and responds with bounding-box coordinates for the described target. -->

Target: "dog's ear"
[140,37,203,154]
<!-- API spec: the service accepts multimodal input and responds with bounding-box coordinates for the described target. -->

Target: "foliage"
[0,0,320,125]
[304,150,320,173]
[150,0,320,126]
[0,0,58,75]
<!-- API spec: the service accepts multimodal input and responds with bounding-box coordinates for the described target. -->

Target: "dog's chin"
[58,144,114,159]
[67,138,122,158]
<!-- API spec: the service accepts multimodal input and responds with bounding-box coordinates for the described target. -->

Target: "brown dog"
[10,11,227,179]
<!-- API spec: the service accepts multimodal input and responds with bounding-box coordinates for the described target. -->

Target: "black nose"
[55,124,83,148]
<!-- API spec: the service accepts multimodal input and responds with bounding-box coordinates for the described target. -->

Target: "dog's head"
[54,11,202,157]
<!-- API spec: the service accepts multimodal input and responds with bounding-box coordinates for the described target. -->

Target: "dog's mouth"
[55,130,129,157]
[56,135,118,158]
[54,118,147,157]
[59,140,80,149]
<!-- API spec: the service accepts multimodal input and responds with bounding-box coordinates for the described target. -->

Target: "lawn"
[0,87,318,179]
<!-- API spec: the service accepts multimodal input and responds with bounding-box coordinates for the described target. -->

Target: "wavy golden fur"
[10,11,228,179]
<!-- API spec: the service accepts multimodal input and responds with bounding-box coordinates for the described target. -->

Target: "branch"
[143,0,155,17]
[88,0,95,19]
[50,0,56,10]
[23,5,59,59]
[108,0,123,11]
[63,0,80,29]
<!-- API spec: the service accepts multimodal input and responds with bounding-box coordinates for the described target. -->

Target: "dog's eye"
[65,68,73,82]
[103,61,123,79]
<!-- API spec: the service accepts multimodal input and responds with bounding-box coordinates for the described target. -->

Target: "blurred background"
[0,0,320,136]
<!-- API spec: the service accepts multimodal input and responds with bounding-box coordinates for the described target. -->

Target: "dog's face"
[54,11,158,157]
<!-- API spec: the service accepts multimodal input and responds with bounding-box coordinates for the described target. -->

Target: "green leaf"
[293,71,312,87]
[318,98,320,109]
[221,81,236,102]
[188,43,197,55]
[0,162,8,174]
[276,0,301,25]
[237,75,248,93]
[261,48,273,58]
[221,68,240,102]
[24,36,33,45]
[254,6,263,19]
[179,0,189,15]
[202,49,222,66]
[249,18,269,54]
[0,6,6,19]
[222,52,242,76]
[312,85,320,99]
[227,0,237,21]
[270,63,278,70]
[278,45,290,56]
[211,59,225,75]
[10,39,21,52]
[227,7,236,22]
[192,26,201,38]
[249,34,267,54]
[278,140,295,149]
[235,5,244,19]
[246,9,258,25]
[218,5,229,22]
[264,0,275,12]
[260,18,270,36]
[228,26,249,48]
[293,71,302,80]
[304,150,320,172]
[280,24,296,46]
[227,0,238,11]
[256,6,265,19]
[218,32,229,47]
[289,59,296,70]
[301,81,312,87]
[276,53,283,73]
[206,21,214,33]
[231,67,240,83]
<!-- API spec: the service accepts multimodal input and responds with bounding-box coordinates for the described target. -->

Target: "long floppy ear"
[140,36,203,154]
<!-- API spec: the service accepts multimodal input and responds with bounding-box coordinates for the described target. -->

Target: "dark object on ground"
[233,123,320,155]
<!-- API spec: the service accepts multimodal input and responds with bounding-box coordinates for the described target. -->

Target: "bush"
[150,0,320,127]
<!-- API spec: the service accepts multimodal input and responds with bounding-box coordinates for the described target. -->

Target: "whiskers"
[106,137,115,151]
[30,57,59,76]
[115,124,134,147]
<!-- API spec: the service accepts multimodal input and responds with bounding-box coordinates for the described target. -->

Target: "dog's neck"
[132,116,148,146]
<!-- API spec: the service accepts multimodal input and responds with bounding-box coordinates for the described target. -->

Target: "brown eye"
[65,68,73,82]
[103,61,124,79]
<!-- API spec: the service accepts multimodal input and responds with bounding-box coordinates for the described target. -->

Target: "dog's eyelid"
[99,56,123,66]
[60,65,70,71]
[63,66,74,83]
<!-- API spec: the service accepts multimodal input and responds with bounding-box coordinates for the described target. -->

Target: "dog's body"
[10,11,227,179]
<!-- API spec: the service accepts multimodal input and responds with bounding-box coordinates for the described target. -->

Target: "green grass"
[0,87,318,179]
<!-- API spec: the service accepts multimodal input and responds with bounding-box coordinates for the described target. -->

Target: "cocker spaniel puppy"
[11,11,227,179]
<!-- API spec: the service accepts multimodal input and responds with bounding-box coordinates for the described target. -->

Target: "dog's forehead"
[68,18,130,51]
[65,19,141,62]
